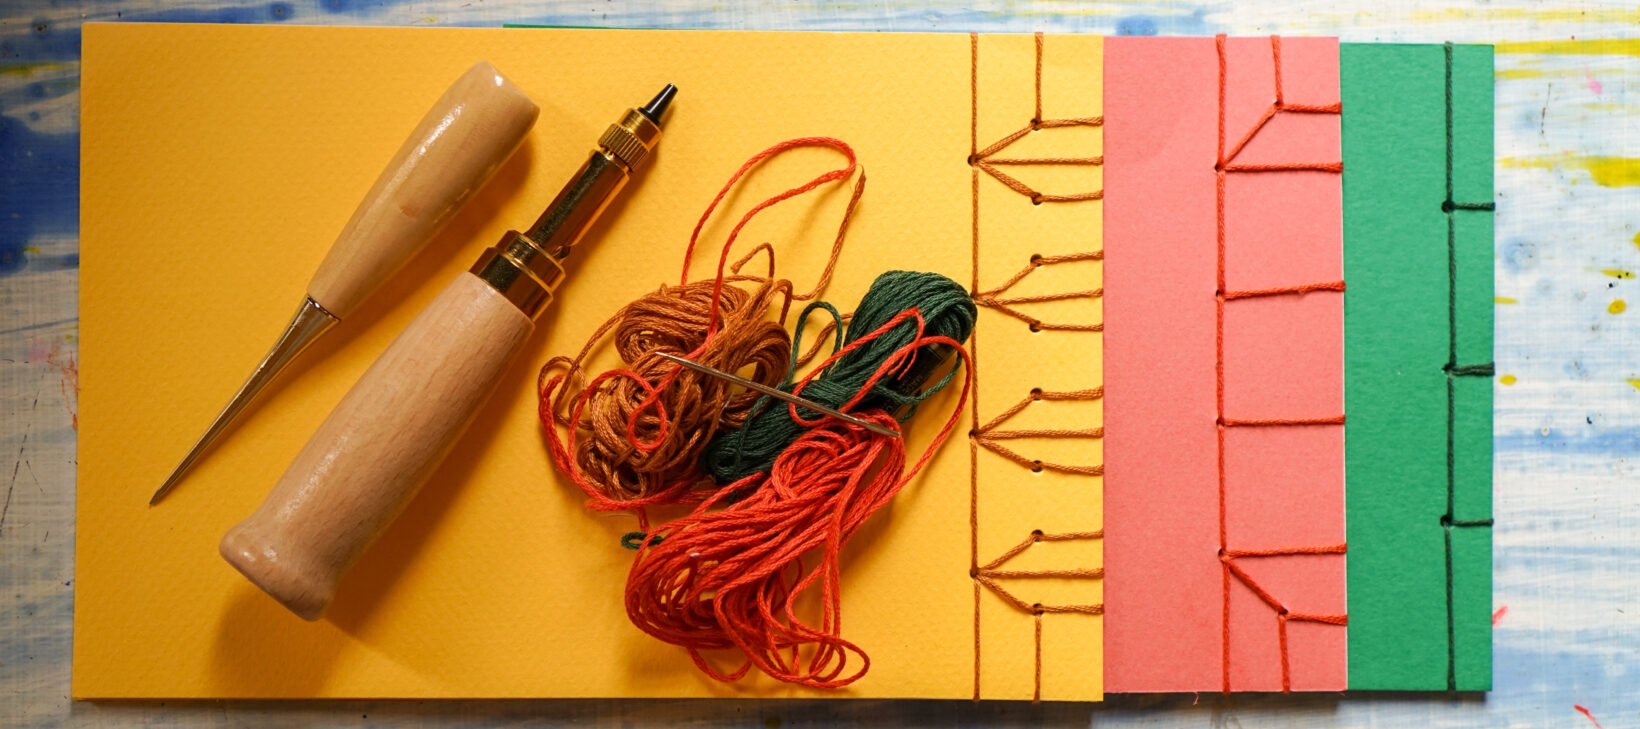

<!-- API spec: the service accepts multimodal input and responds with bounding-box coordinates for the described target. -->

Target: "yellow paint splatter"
[1601,269,1635,279]
[1633,231,1640,251]
[1500,156,1640,187]
[1577,158,1640,187]
[1499,375,1517,385]
[1610,299,1627,314]
[1584,101,1636,113]
[1495,296,1519,304]
[1456,7,1640,24]
[1493,65,1629,84]
[1628,378,1640,391]
[0,61,72,76]
[1496,39,1640,58]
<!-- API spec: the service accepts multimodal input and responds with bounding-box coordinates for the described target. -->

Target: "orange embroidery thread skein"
[539,137,863,519]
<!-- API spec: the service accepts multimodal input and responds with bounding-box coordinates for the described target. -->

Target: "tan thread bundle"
[540,137,865,512]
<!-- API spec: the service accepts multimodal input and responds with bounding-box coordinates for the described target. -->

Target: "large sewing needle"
[655,352,899,437]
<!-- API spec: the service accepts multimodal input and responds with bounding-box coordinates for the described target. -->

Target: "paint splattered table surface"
[1,1,1634,726]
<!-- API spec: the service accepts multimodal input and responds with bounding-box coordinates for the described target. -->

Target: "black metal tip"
[639,83,677,124]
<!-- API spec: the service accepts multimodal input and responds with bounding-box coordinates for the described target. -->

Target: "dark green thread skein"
[701,270,976,484]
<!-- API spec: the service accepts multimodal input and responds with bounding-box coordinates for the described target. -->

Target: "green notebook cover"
[1342,42,1494,691]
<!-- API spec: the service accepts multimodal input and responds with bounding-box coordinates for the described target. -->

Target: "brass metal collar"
[598,109,661,170]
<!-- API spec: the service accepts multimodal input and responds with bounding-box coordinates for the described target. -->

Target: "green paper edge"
[1342,43,1494,691]
[1450,43,1495,691]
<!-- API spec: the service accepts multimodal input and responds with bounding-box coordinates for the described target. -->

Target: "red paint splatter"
[58,354,78,431]
[41,341,78,431]
[1575,704,1604,729]
[1492,605,1508,626]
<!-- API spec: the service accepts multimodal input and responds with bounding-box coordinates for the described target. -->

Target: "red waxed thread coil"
[624,323,972,688]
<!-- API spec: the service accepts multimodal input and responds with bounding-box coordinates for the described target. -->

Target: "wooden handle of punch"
[305,62,539,320]
[221,273,534,620]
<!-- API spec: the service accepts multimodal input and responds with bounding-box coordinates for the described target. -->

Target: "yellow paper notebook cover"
[77,24,1102,700]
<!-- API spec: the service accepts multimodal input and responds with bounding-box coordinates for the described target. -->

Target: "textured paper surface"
[76,24,1104,700]
[1104,36,1346,693]
[969,33,1105,702]
[1342,43,1494,691]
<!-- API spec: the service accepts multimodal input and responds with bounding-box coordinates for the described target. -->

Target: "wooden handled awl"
[221,84,676,620]
[151,62,540,505]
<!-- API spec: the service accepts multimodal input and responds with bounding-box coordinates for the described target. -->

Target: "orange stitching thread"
[975,529,1105,702]
[970,31,1105,702]
[1223,280,1345,300]
[986,155,1105,165]
[971,31,1103,206]
[1034,31,1043,124]
[1218,552,1349,692]
[1213,34,1348,694]
[1222,415,1345,427]
[974,162,1106,203]
[980,530,1106,574]
[1033,611,1043,703]
[1224,544,1348,558]
[1224,161,1344,172]
[973,388,1105,475]
[972,118,1105,202]
[974,580,1107,615]
[976,531,1104,681]
[972,251,1105,331]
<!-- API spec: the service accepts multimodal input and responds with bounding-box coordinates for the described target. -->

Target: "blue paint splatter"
[0,76,75,110]
[1496,425,1640,455]
[0,116,77,276]
[120,5,289,24]
[1116,16,1159,36]
[1501,237,1538,273]
[0,18,82,66]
